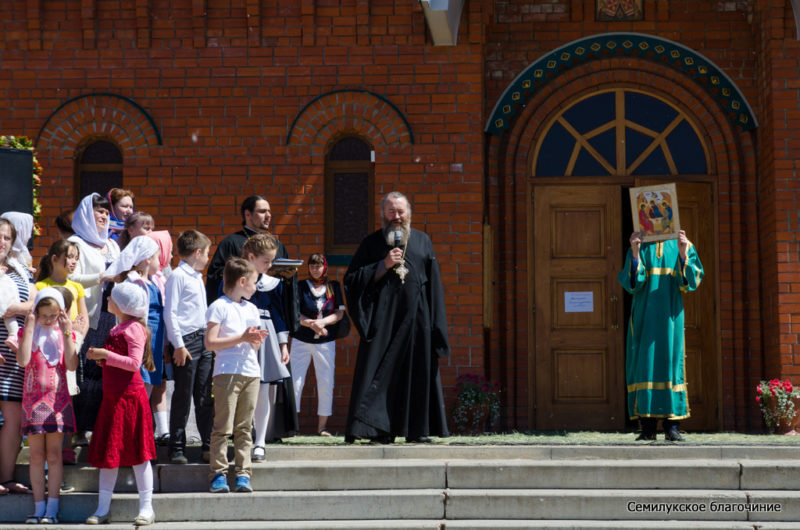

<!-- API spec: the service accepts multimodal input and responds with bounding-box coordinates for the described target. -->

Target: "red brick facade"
[0,0,797,432]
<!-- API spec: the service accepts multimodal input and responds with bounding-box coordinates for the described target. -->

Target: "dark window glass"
[332,172,370,246]
[77,140,123,200]
[535,121,575,177]
[563,91,615,135]
[82,141,123,164]
[326,137,373,256]
[328,137,371,161]
[625,91,678,132]
[667,121,707,174]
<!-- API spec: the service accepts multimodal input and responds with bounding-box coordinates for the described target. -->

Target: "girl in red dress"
[85,280,157,526]
[16,288,77,524]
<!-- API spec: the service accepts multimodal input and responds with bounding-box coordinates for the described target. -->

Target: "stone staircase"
[3,444,800,529]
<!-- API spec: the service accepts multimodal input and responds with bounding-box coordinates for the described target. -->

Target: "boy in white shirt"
[164,230,213,465]
[205,257,268,493]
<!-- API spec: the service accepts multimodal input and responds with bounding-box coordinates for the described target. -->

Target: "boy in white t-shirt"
[205,257,269,493]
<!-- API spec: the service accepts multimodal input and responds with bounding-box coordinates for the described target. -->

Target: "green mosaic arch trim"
[486,32,758,136]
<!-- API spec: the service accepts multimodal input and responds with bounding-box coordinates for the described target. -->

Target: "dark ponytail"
[37,239,80,282]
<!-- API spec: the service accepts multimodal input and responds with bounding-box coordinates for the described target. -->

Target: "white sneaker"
[252,445,266,462]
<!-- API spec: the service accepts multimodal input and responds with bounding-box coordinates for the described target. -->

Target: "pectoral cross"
[396,261,408,284]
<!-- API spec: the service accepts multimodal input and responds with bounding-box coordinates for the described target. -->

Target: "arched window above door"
[533,89,709,177]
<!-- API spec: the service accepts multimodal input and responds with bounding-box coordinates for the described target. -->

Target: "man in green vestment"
[618,229,703,441]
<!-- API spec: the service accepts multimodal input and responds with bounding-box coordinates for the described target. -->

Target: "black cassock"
[344,228,449,440]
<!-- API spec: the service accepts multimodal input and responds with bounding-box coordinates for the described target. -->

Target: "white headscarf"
[110,280,149,319]
[102,236,158,280]
[33,287,66,366]
[71,193,108,247]
[0,212,33,266]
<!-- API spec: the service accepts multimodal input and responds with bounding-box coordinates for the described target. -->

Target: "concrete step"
[13,459,800,493]
[0,522,443,530]
[0,490,446,523]
[1,489,797,523]
[3,522,800,530]
[17,443,800,463]
[448,459,800,490]
[446,489,800,521]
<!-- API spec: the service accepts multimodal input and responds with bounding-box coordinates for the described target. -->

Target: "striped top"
[0,269,32,401]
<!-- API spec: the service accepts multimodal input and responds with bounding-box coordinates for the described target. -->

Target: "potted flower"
[451,373,501,434]
[756,379,800,434]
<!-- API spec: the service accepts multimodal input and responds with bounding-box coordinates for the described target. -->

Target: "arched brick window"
[75,138,123,202]
[325,136,374,256]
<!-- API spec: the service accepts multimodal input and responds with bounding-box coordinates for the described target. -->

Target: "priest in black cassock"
[344,191,450,444]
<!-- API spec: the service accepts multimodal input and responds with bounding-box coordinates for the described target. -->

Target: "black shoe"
[170,450,188,465]
[370,435,395,445]
[664,426,685,442]
[155,433,170,446]
[406,436,433,443]
[637,418,657,441]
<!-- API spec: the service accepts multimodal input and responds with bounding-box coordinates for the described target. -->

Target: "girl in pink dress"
[85,280,157,526]
[16,287,78,524]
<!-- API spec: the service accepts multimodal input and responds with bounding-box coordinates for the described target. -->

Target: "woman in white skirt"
[291,254,345,436]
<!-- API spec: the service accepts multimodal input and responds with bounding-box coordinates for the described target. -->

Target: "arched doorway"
[529,87,718,431]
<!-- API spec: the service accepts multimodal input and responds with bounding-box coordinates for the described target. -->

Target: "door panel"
[533,185,624,430]
[674,181,716,430]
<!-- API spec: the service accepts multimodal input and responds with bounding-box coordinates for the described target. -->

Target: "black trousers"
[168,329,214,452]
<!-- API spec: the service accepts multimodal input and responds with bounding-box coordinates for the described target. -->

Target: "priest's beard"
[384,222,410,247]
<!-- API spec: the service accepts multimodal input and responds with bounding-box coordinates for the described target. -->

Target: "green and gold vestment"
[618,239,703,420]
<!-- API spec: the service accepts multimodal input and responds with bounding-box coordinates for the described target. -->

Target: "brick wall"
[756,1,800,389]
[0,0,485,434]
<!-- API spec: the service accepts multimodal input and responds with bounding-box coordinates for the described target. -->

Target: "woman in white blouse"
[68,193,121,445]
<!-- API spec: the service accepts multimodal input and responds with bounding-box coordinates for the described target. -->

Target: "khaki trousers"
[208,373,260,480]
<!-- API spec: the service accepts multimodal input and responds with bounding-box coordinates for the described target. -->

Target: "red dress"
[20,328,76,435]
[87,319,156,468]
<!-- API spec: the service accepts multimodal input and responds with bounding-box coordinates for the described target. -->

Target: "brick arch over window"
[486,57,759,432]
[287,90,413,155]
[36,93,161,156]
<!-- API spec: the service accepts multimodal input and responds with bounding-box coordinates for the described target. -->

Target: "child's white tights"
[93,462,153,518]
[253,383,277,445]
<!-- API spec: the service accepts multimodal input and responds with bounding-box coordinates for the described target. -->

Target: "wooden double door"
[531,182,717,430]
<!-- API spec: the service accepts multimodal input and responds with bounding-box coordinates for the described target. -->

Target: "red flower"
[756,396,761,403]
[757,386,763,395]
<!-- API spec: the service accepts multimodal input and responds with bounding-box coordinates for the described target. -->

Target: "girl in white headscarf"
[85,280,156,526]
[16,288,77,524]
[67,193,120,445]
[0,212,34,268]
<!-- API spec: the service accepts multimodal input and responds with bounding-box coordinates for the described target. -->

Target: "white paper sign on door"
[564,291,593,313]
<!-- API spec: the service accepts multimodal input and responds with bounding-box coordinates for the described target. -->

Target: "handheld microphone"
[393,230,402,248]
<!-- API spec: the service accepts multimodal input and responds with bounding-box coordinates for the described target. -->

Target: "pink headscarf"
[146,230,173,298]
